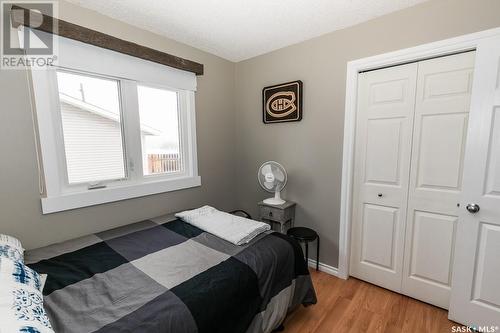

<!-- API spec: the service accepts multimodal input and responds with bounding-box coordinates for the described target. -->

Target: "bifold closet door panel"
[401,51,476,309]
[350,63,418,292]
[449,37,500,327]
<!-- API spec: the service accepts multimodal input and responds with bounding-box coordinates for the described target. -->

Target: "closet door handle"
[377,193,383,198]
[466,203,480,214]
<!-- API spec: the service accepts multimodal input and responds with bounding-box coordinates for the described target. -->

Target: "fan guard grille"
[258,161,287,193]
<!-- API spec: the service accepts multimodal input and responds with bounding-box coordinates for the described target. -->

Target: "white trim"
[41,176,201,213]
[30,68,63,197]
[53,30,197,91]
[338,26,500,280]
[185,92,199,178]
[307,259,339,277]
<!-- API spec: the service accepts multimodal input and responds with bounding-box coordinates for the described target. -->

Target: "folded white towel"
[175,206,270,245]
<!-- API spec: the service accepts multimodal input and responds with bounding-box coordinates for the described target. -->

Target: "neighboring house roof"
[59,93,162,136]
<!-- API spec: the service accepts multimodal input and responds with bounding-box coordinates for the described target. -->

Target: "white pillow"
[0,234,24,263]
[0,257,54,333]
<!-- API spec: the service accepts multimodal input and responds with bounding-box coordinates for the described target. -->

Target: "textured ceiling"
[65,0,429,62]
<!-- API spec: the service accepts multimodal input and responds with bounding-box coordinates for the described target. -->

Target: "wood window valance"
[10,5,204,75]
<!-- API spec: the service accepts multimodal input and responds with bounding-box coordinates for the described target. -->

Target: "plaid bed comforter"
[25,214,317,333]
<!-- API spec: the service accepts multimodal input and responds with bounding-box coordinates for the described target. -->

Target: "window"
[57,71,126,184]
[137,85,182,176]
[31,33,200,214]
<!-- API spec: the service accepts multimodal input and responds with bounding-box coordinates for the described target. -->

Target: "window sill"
[41,176,201,214]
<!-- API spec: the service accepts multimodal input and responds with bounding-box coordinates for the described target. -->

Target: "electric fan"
[258,161,287,205]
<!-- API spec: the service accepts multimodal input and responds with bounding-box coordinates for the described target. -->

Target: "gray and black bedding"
[25,214,317,333]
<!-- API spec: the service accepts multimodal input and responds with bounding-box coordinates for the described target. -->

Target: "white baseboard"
[307,259,341,278]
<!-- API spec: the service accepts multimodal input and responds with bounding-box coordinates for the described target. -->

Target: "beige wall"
[2,0,500,266]
[234,0,500,267]
[0,1,236,249]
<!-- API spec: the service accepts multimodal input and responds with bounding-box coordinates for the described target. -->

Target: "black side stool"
[286,227,320,271]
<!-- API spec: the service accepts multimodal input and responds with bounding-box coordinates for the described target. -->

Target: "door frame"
[338,27,500,280]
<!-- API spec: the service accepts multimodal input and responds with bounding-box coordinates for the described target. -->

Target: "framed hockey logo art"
[262,80,303,124]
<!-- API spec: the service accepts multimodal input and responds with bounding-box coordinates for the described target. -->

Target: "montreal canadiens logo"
[266,91,297,118]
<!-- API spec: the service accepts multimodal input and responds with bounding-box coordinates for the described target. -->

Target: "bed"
[25,213,317,333]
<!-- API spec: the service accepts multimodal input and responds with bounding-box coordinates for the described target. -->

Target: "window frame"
[136,82,186,179]
[55,68,129,188]
[30,32,200,214]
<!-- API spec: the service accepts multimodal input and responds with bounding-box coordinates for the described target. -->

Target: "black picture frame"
[262,80,303,123]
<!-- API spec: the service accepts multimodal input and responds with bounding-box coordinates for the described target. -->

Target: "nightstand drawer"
[258,200,296,234]
[259,205,285,222]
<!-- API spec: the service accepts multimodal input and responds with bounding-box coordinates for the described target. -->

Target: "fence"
[147,153,181,174]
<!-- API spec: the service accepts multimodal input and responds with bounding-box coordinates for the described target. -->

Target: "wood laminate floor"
[283,270,458,333]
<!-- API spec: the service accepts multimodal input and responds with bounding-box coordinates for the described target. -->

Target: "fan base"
[263,197,286,205]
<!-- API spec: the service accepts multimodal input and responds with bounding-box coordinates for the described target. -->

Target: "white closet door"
[449,37,500,327]
[402,52,475,309]
[350,63,417,292]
